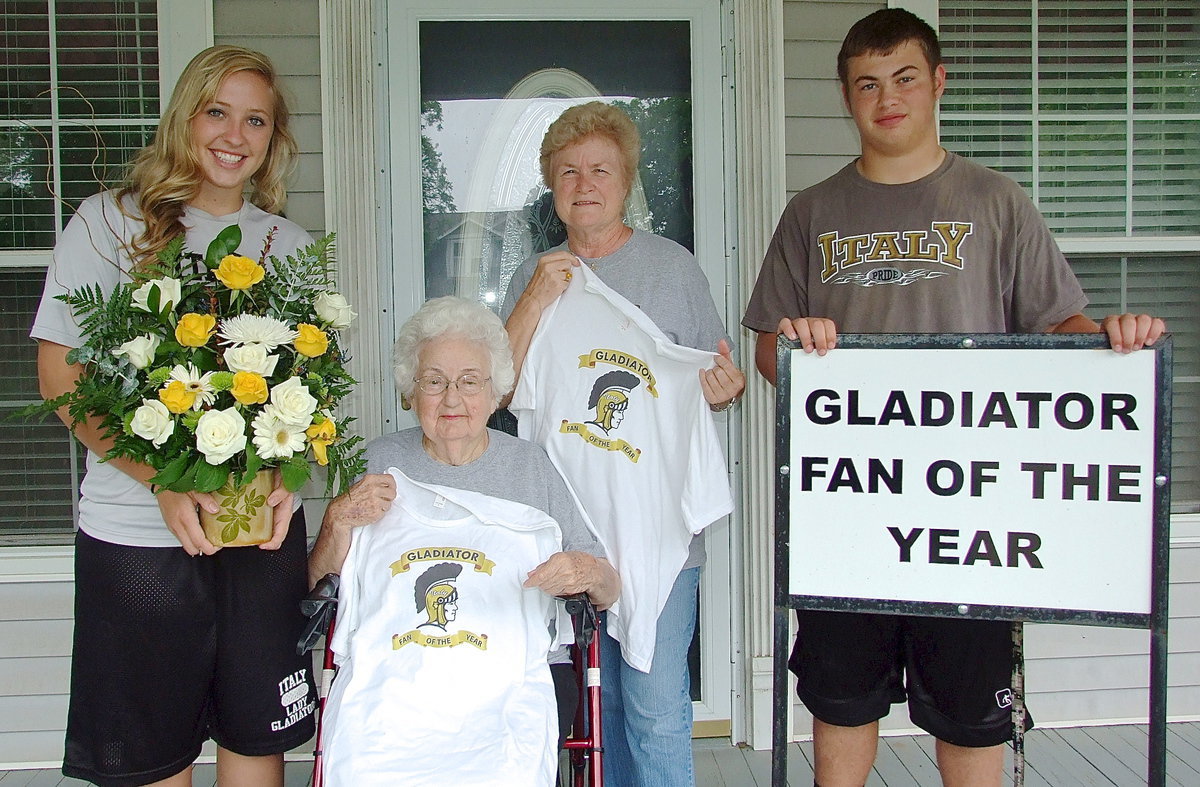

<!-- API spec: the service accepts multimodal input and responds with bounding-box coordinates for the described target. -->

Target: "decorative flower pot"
[200,469,274,546]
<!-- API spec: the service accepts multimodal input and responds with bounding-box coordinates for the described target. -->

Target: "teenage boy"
[742,8,1165,787]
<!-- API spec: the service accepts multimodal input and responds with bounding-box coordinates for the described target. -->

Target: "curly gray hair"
[392,296,516,407]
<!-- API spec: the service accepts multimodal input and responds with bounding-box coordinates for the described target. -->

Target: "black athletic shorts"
[789,609,1028,747]
[63,513,317,787]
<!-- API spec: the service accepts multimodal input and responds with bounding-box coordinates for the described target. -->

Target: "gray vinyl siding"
[781,0,1200,734]
[1026,525,1200,725]
[782,0,876,199]
[0,578,72,763]
[215,0,324,236]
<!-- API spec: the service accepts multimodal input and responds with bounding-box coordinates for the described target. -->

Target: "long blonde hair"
[118,45,298,268]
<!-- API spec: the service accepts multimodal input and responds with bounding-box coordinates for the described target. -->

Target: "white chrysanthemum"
[218,314,297,350]
[252,408,308,459]
[167,363,216,410]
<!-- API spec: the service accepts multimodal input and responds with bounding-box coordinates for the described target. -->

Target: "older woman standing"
[501,102,745,787]
[307,296,619,784]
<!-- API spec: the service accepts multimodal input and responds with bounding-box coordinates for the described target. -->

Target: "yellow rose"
[294,323,329,357]
[175,313,216,347]
[158,380,197,414]
[230,371,269,405]
[215,255,265,290]
[306,418,337,466]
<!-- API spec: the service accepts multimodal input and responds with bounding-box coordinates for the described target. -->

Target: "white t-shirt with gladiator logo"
[510,265,733,672]
[321,469,569,787]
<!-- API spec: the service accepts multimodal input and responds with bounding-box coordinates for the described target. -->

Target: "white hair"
[392,296,515,407]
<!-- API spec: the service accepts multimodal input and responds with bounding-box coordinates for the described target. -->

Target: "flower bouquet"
[39,226,365,546]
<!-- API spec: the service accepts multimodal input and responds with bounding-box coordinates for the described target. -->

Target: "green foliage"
[323,423,366,497]
[193,460,230,494]
[280,455,312,493]
[613,97,694,249]
[241,441,264,483]
[156,235,185,269]
[205,224,242,270]
[21,226,365,496]
[266,234,340,324]
[421,100,456,216]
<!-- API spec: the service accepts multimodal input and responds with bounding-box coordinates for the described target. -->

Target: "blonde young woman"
[32,46,316,786]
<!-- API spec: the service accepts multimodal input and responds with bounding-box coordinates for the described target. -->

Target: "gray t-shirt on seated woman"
[501,228,731,570]
[363,426,603,559]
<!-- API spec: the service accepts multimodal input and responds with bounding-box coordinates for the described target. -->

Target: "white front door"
[381,0,738,733]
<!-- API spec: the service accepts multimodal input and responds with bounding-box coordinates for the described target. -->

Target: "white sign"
[785,347,1158,616]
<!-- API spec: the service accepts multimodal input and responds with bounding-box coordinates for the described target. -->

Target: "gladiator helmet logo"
[414,562,462,631]
[585,370,641,434]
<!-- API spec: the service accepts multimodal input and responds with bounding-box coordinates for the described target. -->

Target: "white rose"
[113,334,162,369]
[223,344,280,376]
[131,277,182,312]
[129,399,174,447]
[195,407,247,465]
[269,377,318,426]
[314,291,357,329]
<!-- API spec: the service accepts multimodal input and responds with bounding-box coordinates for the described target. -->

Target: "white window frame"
[0,0,214,576]
[909,0,1200,250]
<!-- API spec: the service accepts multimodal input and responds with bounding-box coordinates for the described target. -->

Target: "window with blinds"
[939,0,1200,514]
[1,1,159,542]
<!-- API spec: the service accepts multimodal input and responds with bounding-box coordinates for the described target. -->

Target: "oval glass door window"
[418,20,693,311]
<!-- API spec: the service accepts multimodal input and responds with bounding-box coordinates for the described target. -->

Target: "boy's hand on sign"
[777,317,838,355]
[1101,313,1166,354]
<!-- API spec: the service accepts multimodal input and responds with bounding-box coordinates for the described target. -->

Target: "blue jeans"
[600,566,700,787]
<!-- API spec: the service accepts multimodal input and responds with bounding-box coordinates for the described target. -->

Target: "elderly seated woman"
[307,296,619,787]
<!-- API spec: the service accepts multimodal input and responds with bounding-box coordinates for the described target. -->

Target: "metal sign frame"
[770,333,1173,787]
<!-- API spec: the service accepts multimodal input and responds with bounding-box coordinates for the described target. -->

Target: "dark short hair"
[836,8,942,88]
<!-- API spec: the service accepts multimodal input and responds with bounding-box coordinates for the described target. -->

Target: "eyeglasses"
[413,374,491,397]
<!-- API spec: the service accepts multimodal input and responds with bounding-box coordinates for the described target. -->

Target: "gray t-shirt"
[30,191,313,547]
[502,228,729,352]
[363,427,603,559]
[501,228,730,570]
[743,152,1087,334]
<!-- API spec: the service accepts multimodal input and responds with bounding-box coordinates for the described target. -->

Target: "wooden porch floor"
[692,722,1200,786]
[1,722,1197,786]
